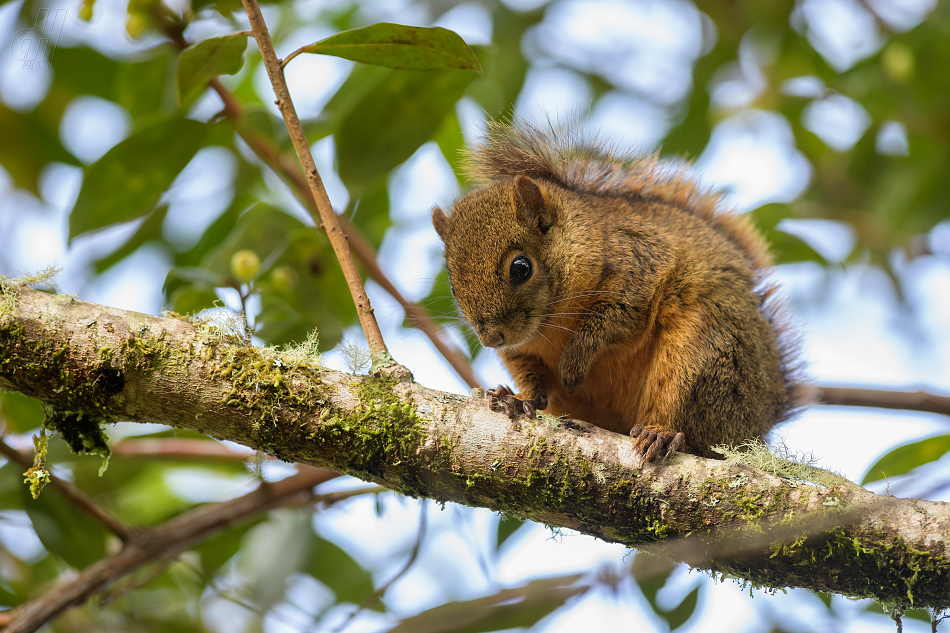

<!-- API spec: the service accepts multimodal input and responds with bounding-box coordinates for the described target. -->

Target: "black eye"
[509,255,533,286]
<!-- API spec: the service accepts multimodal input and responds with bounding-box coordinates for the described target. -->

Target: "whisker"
[545,290,632,306]
[539,323,577,335]
[536,330,554,346]
[536,312,601,318]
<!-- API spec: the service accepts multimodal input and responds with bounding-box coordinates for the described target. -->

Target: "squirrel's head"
[432,175,558,350]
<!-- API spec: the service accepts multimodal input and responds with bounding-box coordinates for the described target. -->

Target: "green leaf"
[433,112,466,184]
[167,286,221,315]
[193,517,265,577]
[297,22,481,73]
[0,102,78,194]
[632,554,698,630]
[749,204,827,264]
[0,462,27,511]
[52,46,121,101]
[665,585,700,631]
[93,206,169,274]
[239,509,312,610]
[333,66,476,194]
[190,0,242,18]
[661,39,733,159]
[174,192,253,268]
[110,464,200,525]
[861,435,950,485]
[386,575,586,633]
[0,392,45,433]
[165,266,229,289]
[304,535,379,609]
[21,472,110,569]
[465,5,543,117]
[632,553,674,612]
[342,179,391,248]
[69,116,210,240]
[176,33,249,105]
[116,46,176,120]
[769,228,827,264]
[495,514,524,550]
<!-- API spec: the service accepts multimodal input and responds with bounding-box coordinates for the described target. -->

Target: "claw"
[486,384,546,419]
[664,432,685,460]
[630,425,685,462]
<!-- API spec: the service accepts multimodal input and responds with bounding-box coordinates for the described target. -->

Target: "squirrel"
[431,120,807,461]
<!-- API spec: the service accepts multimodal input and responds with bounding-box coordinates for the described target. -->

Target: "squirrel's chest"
[510,328,654,434]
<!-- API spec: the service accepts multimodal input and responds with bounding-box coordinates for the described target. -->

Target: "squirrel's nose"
[477,325,505,348]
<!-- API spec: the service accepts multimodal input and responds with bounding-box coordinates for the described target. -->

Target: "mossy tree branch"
[1,285,949,609]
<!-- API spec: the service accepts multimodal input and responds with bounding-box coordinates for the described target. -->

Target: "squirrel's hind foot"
[629,425,685,461]
[488,385,547,418]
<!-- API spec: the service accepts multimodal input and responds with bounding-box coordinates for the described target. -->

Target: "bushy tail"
[761,284,814,421]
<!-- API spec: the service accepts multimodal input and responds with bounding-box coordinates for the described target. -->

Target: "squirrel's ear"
[513,175,555,233]
[431,206,450,241]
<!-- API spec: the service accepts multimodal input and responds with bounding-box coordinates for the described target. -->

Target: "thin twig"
[339,218,481,389]
[817,386,950,418]
[3,467,338,633]
[376,499,428,596]
[310,484,389,507]
[239,0,387,357]
[210,40,479,388]
[111,438,257,461]
[279,44,307,70]
[333,499,428,633]
[0,438,134,542]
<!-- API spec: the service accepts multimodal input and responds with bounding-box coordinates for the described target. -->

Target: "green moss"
[304,373,432,495]
[119,330,176,373]
[0,308,129,488]
[212,344,328,462]
[0,266,61,320]
[735,493,766,521]
[46,409,111,460]
[0,279,16,318]
[23,429,51,499]
[711,518,950,609]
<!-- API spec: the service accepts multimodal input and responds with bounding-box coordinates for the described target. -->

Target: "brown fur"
[433,121,807,458]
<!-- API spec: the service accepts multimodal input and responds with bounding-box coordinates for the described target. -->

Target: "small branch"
[239,0,387,357]
[3,467,338,633]
[339,217,481,389]
[279,44,307,70]
[194,29,478,389]
[334,499,428,632]
[111,438,257,461]
[310,484,389,507]
[817,386,950,418]
[0,438,134,543]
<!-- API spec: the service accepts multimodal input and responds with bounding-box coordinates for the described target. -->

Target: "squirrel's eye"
[509,255,533,286]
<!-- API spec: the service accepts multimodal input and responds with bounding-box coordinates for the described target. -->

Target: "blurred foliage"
[1,0,949,631]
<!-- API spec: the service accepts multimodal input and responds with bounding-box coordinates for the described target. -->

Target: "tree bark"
[1,285,948,609]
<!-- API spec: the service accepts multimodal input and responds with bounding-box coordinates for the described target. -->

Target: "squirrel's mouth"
[476,320,538,350]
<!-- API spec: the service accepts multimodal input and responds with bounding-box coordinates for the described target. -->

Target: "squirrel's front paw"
[558,346,590,394]
[488,385,547,418]
[629,425,685,462]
